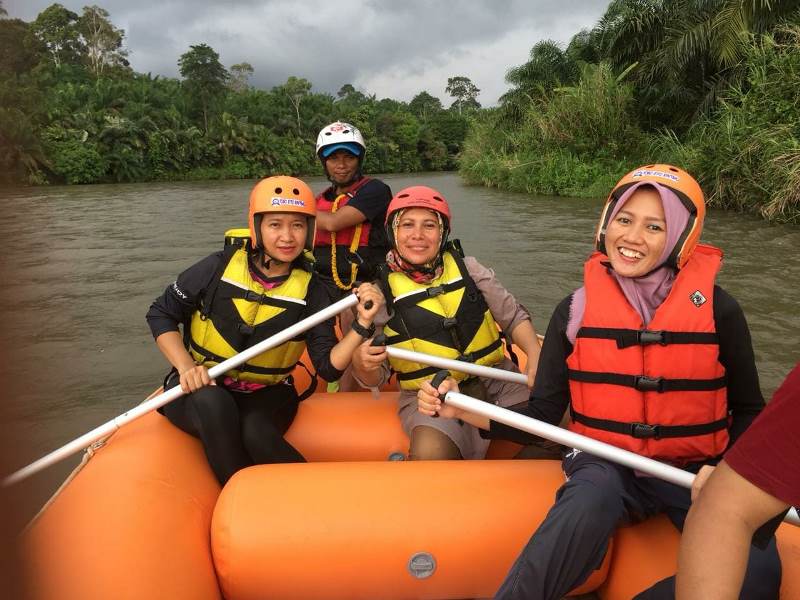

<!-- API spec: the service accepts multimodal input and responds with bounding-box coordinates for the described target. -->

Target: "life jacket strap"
[391,278,466,311]
[570,408,728,440]
[190,342,296,376]
[229,289,306,310]
[576,327,719,349]
[568,369,727,392]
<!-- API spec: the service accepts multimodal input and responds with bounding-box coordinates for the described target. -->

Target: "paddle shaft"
[384,347,528,386]
[3,294,360,487]
[443,390,800,527]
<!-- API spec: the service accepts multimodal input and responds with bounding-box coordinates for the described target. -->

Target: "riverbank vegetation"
[460,0,800,223]
[0,3,474,186]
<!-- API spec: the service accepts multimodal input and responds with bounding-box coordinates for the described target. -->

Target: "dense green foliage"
[461,0,800,223]
[0,3,472,186]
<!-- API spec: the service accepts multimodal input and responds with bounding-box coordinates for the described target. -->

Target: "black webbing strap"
[567,369,726,392]
[570,409,728,440]
[576,327,719,349]
[292,361,318,401]
[391,278,466,311]
[225,288,306,311]
[199,243,239,319]
[189,343,295,376]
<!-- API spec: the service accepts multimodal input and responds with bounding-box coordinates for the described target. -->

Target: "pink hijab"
[566,181,691,344]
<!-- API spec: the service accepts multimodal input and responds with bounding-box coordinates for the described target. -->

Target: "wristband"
[351,319,376,339]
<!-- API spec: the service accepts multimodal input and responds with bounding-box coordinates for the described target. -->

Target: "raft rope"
[329,192,363,290]
[22,387,163,532]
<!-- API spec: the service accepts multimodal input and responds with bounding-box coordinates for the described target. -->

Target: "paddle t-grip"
[370,333,387,347]
[429,370,450,418]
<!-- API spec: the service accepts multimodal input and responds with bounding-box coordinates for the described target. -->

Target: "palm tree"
[595,0,800,127]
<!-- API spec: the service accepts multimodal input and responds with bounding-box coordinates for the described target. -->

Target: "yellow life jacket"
[380,247,506,390]
[188,234,312,385]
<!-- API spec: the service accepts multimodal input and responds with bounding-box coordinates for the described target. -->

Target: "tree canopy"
[0,3,473,185]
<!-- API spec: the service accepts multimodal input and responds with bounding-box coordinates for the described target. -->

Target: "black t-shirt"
[146,251,344,382]
[313,177,392,285]
[484,286,765,451]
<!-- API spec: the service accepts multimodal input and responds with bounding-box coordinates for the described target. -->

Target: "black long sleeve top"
[484,286,765,453]
[146,251,344,382]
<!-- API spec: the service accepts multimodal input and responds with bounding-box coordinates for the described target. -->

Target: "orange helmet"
[248,176,316,252]
[385,186,452,253]
[595,164,705,269]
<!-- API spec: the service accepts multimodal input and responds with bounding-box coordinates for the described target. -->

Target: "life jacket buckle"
[244,290,267,303]
[634,375,663,392]
[638,330,666,345]
[442,317,458,329]
[237,323,255,335]
[426,285,446,297]
[345,250,365,266]
[630,422,660,439]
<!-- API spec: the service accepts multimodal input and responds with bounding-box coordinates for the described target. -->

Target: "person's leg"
[161,385,250,485]
[496,452,642,600]
[237,384,306,464]
[408,425,462,460]
[633,477,781,600]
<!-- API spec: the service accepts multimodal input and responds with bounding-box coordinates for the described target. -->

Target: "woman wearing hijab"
[417,165,782,599]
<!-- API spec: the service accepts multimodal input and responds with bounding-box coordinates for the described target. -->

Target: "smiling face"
[259,212,308,265]
[394,207,442,265]
[604,186,668,278]
[323,149,360,188]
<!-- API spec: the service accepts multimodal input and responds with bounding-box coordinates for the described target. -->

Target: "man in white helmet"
[313,121,392,297]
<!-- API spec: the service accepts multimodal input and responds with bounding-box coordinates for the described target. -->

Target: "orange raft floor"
[20,390,800,600]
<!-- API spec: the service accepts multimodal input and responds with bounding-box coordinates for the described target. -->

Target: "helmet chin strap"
[260,249,288,272]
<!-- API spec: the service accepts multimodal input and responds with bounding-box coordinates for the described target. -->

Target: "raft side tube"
[212,460,610,600]
[21,411,223,600]
[599,514,800,599]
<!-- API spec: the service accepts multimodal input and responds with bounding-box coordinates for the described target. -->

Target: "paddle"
[433,374,800,527]
[370,334,529,386]
[3,293,364,487]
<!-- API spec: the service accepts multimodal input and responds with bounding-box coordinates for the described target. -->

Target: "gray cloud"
[5,0,607,104]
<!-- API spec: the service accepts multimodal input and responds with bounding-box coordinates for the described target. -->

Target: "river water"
[1,171,798,523]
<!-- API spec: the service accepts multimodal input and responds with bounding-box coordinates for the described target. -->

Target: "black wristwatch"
[351,319,376,339]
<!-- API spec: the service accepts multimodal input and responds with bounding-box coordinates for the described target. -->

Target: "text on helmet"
[271,197,307,207]
[632,169,679,182]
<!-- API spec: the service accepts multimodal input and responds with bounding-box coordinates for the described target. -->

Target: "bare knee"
[409,426,462,460]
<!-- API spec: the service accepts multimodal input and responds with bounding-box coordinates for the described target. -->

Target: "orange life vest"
[314,176,372,248]
[566,244,729,463]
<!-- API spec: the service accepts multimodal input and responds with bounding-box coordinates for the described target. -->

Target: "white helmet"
[315,121,366,159]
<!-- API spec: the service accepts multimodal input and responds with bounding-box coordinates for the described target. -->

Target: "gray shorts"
[397,357,530,460]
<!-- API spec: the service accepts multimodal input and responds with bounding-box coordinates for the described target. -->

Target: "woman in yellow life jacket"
[417,165,781,599]
[351,185,542,460]
[146,176,384,485]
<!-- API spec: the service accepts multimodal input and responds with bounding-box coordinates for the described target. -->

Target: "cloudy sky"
[6,0,608,106]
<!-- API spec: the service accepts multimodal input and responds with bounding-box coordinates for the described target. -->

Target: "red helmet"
[385,186,452,252]
[596,164,705,269]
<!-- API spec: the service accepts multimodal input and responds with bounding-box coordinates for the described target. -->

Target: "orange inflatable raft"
[20,382,800,599]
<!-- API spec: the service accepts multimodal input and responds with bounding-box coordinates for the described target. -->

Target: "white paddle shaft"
[444,391,800,527]
[385,347,528,385]
[3,294,358,487]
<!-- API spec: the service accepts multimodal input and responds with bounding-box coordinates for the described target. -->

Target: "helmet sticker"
[632,169,680,182]
[689,290,707,307]
[271,197,306,207]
